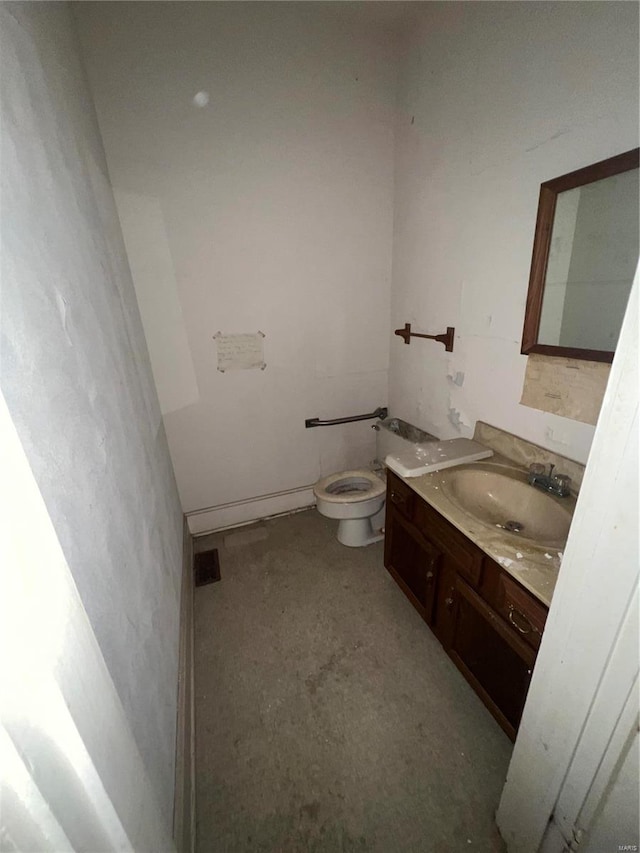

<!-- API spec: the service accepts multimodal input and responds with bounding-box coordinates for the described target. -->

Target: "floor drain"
[504,520,524,533]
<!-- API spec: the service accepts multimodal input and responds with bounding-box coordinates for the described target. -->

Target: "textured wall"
[0,2,183,820]
[389,1,639,464]
[75,2,398,531]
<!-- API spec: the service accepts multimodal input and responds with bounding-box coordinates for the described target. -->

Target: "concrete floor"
[194,509,512,853]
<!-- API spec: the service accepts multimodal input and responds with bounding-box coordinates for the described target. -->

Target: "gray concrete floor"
[194,509,511,853]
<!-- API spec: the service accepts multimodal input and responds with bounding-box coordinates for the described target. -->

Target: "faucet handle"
[553,473,572,495]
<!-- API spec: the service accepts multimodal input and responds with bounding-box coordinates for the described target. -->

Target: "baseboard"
[186,484,316,535]
[173,516,195,853]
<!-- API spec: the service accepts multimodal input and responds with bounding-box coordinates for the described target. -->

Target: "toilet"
[313,468,386,547]
[313,416,438,547]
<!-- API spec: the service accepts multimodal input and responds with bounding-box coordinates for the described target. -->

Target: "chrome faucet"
[528,463,572,498]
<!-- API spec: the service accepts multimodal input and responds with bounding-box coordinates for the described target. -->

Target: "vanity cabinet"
[384,470,548,740]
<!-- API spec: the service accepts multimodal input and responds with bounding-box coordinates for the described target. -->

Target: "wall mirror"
[522,148,639,363]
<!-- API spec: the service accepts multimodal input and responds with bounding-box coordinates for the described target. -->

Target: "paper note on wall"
[214,331,266,372]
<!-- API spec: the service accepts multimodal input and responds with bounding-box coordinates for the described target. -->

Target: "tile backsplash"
[474,421,586,493]
[520,355,610,426]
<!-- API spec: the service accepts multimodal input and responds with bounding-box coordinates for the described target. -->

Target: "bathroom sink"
[439,463,573,548]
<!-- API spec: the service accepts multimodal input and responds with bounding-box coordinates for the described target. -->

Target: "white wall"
[75,3,398,532]
[389,1,639,464]
[0,2,183,820]
[0,391,175,852]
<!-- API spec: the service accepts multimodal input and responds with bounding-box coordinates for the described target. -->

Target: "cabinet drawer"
[495,573,547,650]
[386,472,415,520]
[414,498,483,588]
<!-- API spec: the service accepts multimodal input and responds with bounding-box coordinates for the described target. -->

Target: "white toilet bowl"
[313,469,386,547]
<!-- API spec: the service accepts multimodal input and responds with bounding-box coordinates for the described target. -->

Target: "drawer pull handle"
[390,491,404,506]
[508,605,533,635]
[445,595,454,609]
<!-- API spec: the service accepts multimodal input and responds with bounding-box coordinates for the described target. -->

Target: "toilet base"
[337,517,385,548]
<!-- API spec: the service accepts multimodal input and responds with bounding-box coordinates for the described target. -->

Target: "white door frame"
[497,276,639,851]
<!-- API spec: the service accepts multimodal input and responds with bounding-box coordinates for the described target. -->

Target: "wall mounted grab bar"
[305,406,388,429]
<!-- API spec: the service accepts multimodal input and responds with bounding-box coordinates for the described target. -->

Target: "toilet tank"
[374,417,438,465]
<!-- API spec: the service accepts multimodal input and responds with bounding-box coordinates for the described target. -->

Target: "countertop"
[391,452,575,608]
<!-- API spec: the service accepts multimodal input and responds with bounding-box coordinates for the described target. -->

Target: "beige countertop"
[393,452,575,608]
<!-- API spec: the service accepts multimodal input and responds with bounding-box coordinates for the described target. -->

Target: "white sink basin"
[440,463,574,548]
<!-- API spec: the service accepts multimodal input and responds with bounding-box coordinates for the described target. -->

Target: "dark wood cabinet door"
[384,506,440,622]
[432,559,458,649]
[448,577,536,740]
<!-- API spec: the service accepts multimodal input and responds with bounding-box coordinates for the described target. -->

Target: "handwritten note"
[214,331,266,372]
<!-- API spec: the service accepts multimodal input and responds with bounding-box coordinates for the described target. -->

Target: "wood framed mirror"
[521,148,639,363]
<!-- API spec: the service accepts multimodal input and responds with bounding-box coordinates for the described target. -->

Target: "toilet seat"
[313,469,385,504]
